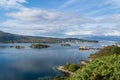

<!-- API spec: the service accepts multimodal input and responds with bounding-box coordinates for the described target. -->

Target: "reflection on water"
[0,41,116,80]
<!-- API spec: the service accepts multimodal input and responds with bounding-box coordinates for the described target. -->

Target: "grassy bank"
[55,45,120,80]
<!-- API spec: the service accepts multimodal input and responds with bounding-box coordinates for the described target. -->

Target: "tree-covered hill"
[0,30,98,43]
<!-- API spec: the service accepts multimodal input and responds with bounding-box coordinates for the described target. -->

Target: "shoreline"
[56,58,93,75]
[56,66,74,76]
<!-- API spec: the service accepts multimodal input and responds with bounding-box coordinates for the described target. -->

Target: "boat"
[79,46,90,50]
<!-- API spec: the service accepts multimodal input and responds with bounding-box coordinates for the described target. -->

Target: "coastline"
[56,66,74,76]
[56,58,93,75]
[55,45,120,80]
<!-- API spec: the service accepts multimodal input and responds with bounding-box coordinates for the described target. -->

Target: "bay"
[0,41,115,80]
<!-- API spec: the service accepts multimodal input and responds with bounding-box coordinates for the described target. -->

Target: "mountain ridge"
[83,36,120,41]
[0,30,98,43]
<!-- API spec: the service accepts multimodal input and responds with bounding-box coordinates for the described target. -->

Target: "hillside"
[0,31,62,43]
[67,55,120,80]
[0,30,98,43]
[54,46,120,80]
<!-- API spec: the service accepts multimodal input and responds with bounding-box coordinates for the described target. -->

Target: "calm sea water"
[0,41,115,80]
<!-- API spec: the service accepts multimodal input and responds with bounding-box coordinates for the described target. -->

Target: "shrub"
[68,64,79,72]
[64,63,70,70]
[110,46,120,54]
[89,46,120,58]
[68,55,120,80]
[54,75,63,80]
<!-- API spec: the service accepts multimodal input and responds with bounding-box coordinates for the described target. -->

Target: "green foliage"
[54,75,63,80]
[110,46,120,54]
[30,44,50,48]
[64,63,70,70]
[15,46,25,49]
[10,45,25,49]
[89,46,120,58]
[67,55,120,80]
[68,64,79,72]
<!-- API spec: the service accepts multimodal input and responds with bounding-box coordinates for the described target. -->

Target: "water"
[0,41,115,80]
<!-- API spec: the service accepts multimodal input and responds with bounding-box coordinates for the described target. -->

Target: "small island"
[10,45,25,49]
[30,43,50,48]
[61,43,71,47]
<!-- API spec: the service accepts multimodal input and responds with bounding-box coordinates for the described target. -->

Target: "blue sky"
[0,0,120,37]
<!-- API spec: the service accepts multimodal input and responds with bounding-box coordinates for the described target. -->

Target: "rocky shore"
[57,66,74,75]
[56,58,93,75]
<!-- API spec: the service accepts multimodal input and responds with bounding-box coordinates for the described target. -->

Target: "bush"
[64,63,70,70]
[54,75,63,80]
[110,46,120,54]
[68,55,120,80]
[89,46,120,58]
[68,64,79,72]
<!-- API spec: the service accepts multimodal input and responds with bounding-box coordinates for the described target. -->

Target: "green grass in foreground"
[67,54,120,80]
[54,46,120,80]
[89,45,120,58]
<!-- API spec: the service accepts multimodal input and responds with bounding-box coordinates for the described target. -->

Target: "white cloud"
[0,11,95,37]
[106,0,120,8]
[98,14,120,23]
[105,31,120,36]
[71,0,120,17]
[5,8,60,21]
[65,31,93,36]
[1,11,120,37]
[0,0,120,37]
[0,0,27,9]
[59,0,79,9]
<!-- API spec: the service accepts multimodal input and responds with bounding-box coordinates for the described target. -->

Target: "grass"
[55,45,120,80]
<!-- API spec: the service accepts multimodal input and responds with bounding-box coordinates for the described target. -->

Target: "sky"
[0,0,120,37]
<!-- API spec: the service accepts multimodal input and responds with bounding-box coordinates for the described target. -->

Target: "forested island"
[10,45,25,49]
[54,45,120,80]
[61,43,71,47]
[30,44,50,48]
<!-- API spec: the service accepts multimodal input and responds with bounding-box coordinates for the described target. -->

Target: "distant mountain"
[83,36,120,41]
[0,30,60,43]
[0,30,98,43]
[0,30,25,42]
